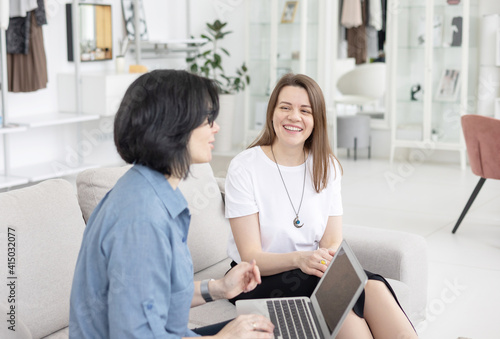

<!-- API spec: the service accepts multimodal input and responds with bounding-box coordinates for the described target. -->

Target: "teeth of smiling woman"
[284,126,302,131]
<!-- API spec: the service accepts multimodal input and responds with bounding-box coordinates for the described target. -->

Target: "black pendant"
[293,216,304,228]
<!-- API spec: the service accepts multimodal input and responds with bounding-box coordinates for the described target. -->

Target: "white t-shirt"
[225,146,343,263]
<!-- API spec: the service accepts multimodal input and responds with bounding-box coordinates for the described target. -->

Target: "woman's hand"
[215,314,274,339]
[296,248,335,278]
[211,260,262,300]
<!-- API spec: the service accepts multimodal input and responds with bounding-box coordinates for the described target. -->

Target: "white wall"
[189,0,246,150]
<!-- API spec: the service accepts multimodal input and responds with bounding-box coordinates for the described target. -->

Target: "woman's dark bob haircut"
[114,69,219,178]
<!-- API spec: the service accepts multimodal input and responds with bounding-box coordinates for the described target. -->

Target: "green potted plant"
[186,20,250,152]
[186,20,250,94]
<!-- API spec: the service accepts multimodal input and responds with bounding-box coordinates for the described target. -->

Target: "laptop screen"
[314,246,363,334]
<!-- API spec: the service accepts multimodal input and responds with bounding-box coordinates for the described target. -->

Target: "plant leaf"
[200,34,212,41]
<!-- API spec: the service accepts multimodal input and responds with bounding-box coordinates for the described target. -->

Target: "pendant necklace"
[270,145,306,228]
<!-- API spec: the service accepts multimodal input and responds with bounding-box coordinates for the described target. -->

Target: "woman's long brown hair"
[249,73,342,193]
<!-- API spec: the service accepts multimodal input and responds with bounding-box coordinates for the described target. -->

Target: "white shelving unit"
[0,125,28,134]
[388,0,478,169]
[128,38,207,60]
[0,1,204,190]
[11,112,99,128]
[128,0,205,64]
[0,113,101,189]
[0,1,103,190]
[10,162,99,183]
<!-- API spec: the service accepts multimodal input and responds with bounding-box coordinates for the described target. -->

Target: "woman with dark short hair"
[69,70,274,338]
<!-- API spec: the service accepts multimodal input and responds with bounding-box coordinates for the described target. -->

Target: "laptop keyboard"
[266,299,319,339]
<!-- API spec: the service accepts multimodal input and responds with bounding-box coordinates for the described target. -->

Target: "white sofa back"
[0,180,85,338]
[76,163,230,273]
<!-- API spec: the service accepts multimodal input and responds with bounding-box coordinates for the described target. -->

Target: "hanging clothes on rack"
[9,0,37,17]
[345,0,367,64]
[368,0,382,31]
[341,0,363,29]
[366,0,383,60]
[378,0,387,53]
[6,0,47,93]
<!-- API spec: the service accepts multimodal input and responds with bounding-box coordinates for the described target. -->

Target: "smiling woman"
[272,86,314,155]
[224,73,418,339]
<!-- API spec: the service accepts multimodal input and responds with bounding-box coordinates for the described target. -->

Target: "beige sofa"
[0,163,427,338]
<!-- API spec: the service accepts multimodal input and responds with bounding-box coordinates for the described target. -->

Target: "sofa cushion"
[77,165,132,223]
[0,180,85,338]
[0,303,31,338]
[179,164,230,273]
[76,163,230,273]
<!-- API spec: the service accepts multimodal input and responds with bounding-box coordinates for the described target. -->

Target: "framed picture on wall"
[281,1,298,23]
[436,69,461,101]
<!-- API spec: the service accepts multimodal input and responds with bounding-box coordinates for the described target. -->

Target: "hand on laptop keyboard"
[215,314,274,338]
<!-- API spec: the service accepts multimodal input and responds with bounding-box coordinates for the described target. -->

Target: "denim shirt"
[70,165,199,338]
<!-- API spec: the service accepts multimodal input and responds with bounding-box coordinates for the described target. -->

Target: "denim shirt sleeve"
[105,218,197,338]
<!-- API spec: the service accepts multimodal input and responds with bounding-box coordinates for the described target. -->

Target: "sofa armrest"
[343,224,428,322]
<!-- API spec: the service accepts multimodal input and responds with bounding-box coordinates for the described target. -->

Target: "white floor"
[336,156,500,339]
[212,154,500,339]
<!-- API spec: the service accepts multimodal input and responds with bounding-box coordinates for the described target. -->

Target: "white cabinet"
[244,0,335,145]
[388,0,478,168]
[0,72,140,189]
[0,113,101,189]
[58,73,141,116]
[0,72,138,189]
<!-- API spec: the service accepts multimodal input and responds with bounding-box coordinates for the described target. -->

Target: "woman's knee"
[365,280,391,296]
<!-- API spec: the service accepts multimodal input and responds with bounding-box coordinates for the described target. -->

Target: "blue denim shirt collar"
[133,164,189,219]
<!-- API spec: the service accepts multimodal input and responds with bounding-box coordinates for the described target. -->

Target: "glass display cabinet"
[388,0,478,168]
[244,0,329,144]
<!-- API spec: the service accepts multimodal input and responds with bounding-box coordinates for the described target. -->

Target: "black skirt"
[227,261,407,320]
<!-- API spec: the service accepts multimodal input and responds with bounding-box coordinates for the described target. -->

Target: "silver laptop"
[236,240,367,339]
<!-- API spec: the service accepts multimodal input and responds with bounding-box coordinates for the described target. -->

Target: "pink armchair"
[452,115,500,233]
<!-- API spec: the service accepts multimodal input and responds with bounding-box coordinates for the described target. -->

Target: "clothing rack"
[0,1,82,181]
